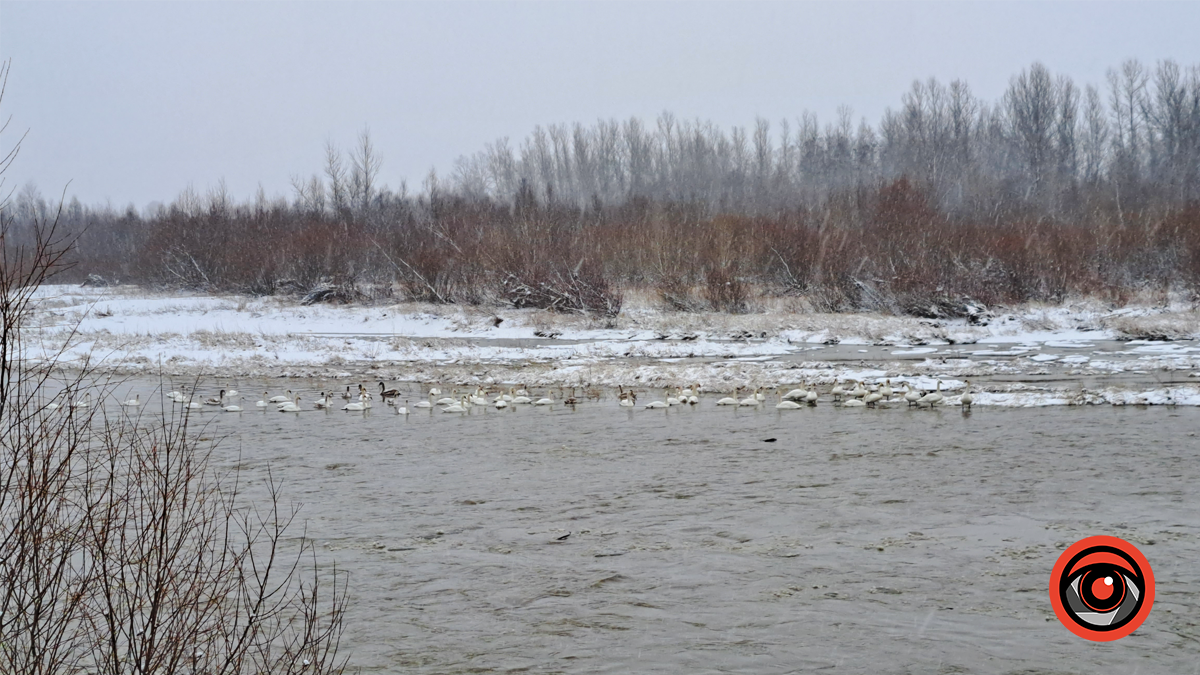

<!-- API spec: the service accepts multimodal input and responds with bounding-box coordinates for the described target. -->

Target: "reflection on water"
[89,382,1200,672]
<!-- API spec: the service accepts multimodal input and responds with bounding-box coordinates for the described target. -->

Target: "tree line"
[5,59,1200,317]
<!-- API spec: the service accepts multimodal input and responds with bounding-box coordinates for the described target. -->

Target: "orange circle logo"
[1049,535,1154,641]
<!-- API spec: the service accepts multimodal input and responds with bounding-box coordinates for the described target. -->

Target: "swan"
[754,387,766,402]
[71,393,91,408]
[435,390,458,405]
[680,385,694,397]
[917,381,944,407]
[514,385,529,397]
[428,386,442,396]
[960,380,974,409]
[396,400,410,415]
[831,382,845,401]
[121,394,140,407]
[879,380,894,401]
[783,386,808,401]
[666,388,682,406]
[222,399,243,412]
[849,381,868,398]
[644,400,669,409]
[442,398,467,413]
[533,397,554,406]
[805,385,819,405]
[256,392,270,408]
[715,395,739,405]
[225,388,239,397]
[863,390,883,407]
[842,398,866,407]
[46,400,61,411]
[494,398,509,409]
[185,400,203,409]
[904,385,922,407]
[618,394,635,407]
[268,390,293,404]
[470,389,488,406]
[314,392,331,408]
[739,396,760,406]
[342,394,371,412]
[204,390,225,405]
[279,396,302,413]
[775,400,803,409]
[414,399,432,408]
[687,392,699,405]
[512,395,532,404]
[379,382,401,399]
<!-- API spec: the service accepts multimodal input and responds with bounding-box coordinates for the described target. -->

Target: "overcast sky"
[2,1,1198,209]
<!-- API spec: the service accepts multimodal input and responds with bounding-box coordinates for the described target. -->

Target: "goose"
[842,398,867,407]
[563,388,579,406]
[644,399,669,409]
[121,394,140,407]
[879,379,894,401]
[775,399,803,410]
[783,386,808,401]
[904,384,922,407]
[340,386,353,400]
[396,400,410,415]
[960,380,974,410]
[442,398,467,413]
[256,392,270,408]
[204,390,226,405]
[314,392,331,409]
[831,382,846,401]
[279,396,302,413]
[71,393,92,408]
[268,390,293,404]
[917,381,944,407]
[379,382,401,400]
[533,397,554,406]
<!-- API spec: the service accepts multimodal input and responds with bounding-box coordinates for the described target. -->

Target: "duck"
[268,390,293,404]
[279,396,302,413]
[121,394,141,407]
[917,381,944,407]
[960,380,974,410]
[379,382,401,400]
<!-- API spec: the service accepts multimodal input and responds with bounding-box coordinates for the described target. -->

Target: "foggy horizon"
[3,0,1199,209]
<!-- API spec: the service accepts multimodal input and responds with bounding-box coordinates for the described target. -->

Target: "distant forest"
[7,59,1200,317]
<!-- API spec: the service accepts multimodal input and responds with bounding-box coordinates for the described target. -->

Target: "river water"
[96,381,1200,673]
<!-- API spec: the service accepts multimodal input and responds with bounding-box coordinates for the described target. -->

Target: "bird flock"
[75,378,975,416]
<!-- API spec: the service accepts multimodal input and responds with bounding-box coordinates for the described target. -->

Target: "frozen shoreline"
[25,284,1200,406]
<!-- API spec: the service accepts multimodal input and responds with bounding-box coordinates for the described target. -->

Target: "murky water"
[94,382,1200,672]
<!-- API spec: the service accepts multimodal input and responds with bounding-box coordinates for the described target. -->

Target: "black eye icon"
[1061,547,1145,631]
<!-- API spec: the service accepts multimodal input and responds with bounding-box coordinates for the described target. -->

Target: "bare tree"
[350,128,382,214]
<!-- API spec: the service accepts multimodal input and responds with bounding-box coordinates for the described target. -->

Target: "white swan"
[739,396,760,406]
[783,386,808,401]
[618,396,635,407]
[533,397,554,406]
[121,394,140,407]
[775,400,803,409]
[805,386,819,405]
[314,392,331,409]
[715,396,739,406]
[428,386,442,396]
[918,381,944,407]
[879,380,893,401]
[279,396,302,413]
[222,399,243,412]
[72,393,92,408]
[414,400,432,409]
[441,398,467,413]
[225,388,239,397]
[269,390,292,404]
[960,380,974,409]
[644,400,669,409]
[904,385,922,407]
[754,387,766,402]
[511,395,532,404]
[256,392,270,408]
[494,398,509,409]
[342,394,371,412]
[831,382,845,401]
[863,390,883,407]
[396,400,410,415]
[842,398,866,407]
[849,381,868,398]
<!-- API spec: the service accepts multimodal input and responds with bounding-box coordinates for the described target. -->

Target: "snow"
[23,285,1200,407]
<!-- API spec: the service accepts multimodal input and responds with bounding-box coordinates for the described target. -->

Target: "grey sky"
[2,1,1198,209]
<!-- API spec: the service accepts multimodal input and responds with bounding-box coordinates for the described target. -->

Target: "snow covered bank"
[24,285,1200,406]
